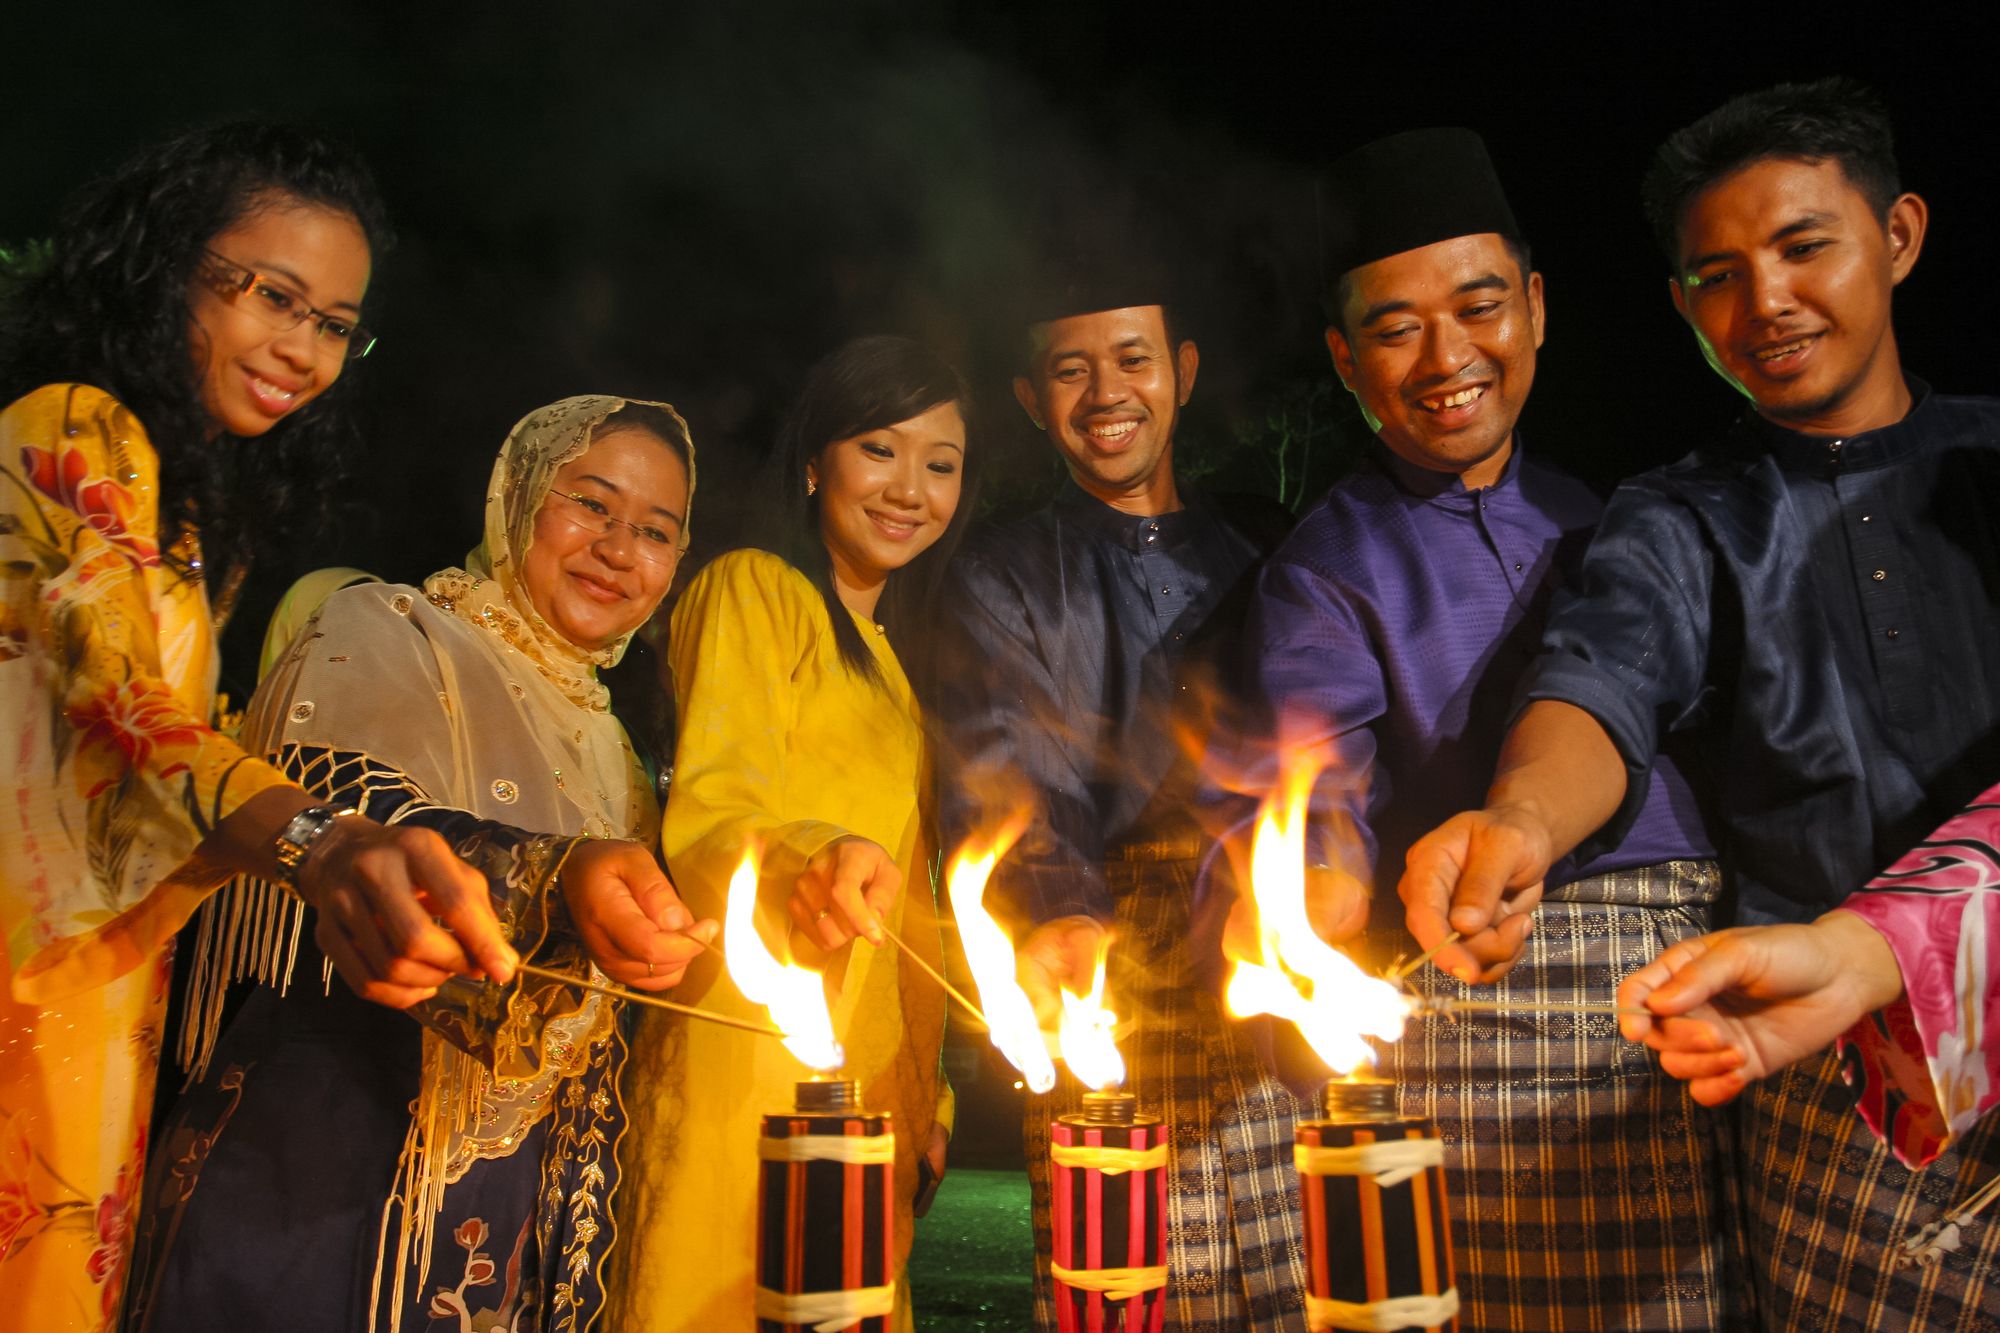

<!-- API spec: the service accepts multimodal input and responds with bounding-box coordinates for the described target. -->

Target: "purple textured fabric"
[1239,440,1712,897]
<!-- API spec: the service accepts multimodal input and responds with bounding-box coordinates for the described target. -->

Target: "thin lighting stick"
[1417,995,1651,1019]
[1385,930,1462,982]
[873,920,995,1032]
[516,961,789,1039]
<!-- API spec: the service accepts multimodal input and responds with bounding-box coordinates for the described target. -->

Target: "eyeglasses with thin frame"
[549,491,682,565]
[199,250,376,360]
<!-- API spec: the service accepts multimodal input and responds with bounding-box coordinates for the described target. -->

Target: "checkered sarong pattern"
[1739,1048,2000,1330]
[1025,858,1313,1332]
[1386,859,1737,1332]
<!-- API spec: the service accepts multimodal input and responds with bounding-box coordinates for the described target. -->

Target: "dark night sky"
[8,1,1998,692]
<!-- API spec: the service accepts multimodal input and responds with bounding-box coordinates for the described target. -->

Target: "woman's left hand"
[915,1122,949,1218]
[790,836,899,949]
[561,838,718,989]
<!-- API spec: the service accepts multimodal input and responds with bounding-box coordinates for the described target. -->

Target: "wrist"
[278,805,360,895]
[1818,909,1906,1013]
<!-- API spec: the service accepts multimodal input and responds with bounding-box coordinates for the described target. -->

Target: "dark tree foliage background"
[5,0,1997,699]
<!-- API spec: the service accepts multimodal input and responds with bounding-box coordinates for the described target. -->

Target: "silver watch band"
[272,804,356,887]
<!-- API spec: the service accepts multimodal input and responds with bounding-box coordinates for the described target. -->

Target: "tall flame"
[1056,936,1124,1092]
[723,851,844,1071]
[1224,756,1411,1073]
[945,828,1058,1094]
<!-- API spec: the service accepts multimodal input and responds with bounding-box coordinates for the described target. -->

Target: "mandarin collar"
[1055,480,1205,552]
[1368,434,1524,505]
[1752,376,1934,477]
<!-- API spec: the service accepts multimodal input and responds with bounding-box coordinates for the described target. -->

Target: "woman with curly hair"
[0,122,521,1329]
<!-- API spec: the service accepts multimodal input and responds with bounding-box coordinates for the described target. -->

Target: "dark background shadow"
[10,1,1997,699]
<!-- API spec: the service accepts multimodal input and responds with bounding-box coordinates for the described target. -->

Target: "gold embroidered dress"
[607,548,952,1333]
[123,395,689,1333]
[0,383,291,1331]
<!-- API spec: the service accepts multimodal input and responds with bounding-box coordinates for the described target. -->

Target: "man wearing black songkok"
[1401,79,2000,1330]
[1213,126,1730,1331]
[932,247,1307,1329]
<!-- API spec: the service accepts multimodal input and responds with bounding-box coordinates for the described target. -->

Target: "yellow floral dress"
[606,549,953,1333]
[0,384,288,1331]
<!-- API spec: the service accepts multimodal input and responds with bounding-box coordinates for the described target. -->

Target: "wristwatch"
[272,804,357,889]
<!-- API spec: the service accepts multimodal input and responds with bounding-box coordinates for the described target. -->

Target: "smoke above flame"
[724,850,844,1071]
[1223,753,1411,1073]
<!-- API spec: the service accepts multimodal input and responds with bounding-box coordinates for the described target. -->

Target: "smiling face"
[520,427,691,651]
[1013,305,1197,515]
[187,196,372,439]
[809,399,966,613]
[1326,233,1543,488]
[1670,156,1925,436]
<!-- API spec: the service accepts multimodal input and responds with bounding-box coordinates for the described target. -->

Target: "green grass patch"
[909,1166,1035,1331]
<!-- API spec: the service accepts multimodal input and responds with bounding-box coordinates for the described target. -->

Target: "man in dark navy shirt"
[1229,127,1725,1332]
[933,269,1306,1330]
[1400,79,2000,1330]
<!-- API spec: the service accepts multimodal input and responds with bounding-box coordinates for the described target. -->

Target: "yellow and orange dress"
[607,548,953,1332]
[0,384,289,1331]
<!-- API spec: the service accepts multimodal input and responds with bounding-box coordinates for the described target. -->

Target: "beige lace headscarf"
[423,394,696,711]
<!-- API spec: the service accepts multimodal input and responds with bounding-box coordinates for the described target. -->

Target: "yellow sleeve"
[0,384,289,1000]
[662,550,847,926]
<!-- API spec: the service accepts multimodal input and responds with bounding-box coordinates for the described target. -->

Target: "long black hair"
[760,335,977,685]
[0,120,393,579]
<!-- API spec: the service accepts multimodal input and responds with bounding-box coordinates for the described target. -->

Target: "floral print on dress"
[19,435,159,567]
[1,385,288,1332]
[1838,786,2000,1167]
[67,678,206,797]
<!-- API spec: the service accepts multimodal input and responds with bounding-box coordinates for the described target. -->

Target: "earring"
[806,474,817,497]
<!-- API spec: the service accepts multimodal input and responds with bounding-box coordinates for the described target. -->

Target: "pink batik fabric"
[1835,784,2000,1168]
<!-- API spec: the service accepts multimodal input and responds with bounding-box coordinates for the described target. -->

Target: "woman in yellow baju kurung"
[608,337,975,1332]
[0,125,513,1331]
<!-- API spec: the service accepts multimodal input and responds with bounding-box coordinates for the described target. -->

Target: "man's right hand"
[1018,915,1109,1028]
[1396,805,1551,984]
[296,816,518,1009]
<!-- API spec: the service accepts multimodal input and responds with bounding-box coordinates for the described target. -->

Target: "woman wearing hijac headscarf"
[127,396,707,1333]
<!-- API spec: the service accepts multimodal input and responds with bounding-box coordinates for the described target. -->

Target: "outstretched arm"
[1397,700,1627,982]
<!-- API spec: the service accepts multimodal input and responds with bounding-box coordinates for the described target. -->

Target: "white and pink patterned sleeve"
[1833,784,2000,1168]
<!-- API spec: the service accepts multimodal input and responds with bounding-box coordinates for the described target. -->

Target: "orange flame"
[1056,936,1124,1091]
[944,825,1058,1094]
[1224,755,1410,1073]
[723,851,843,1071]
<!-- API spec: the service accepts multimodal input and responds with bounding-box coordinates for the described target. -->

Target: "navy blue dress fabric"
[932,482,1290,926]
[127,796,626,1333]
[1527,379,2000,923]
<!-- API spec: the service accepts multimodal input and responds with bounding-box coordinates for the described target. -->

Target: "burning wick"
[945,833,1058,1094]
[1224,758,1413,1073]
[1056,934,1124,1093]
[724,852,845,1072]
[513,962,788,1039]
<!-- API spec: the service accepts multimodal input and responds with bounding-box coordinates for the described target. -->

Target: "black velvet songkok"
[1320,127,1521,280]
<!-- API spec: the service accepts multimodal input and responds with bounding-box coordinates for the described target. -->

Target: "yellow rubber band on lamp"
[1050,1262,1169,1301]
[753,1281,897,1331]
[1049,1141,1168,1176]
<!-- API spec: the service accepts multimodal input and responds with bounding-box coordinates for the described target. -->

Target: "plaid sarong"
[1025,857,1313,1332]
[1738,1047,2000,1330]
[1384,859,1736,1332]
